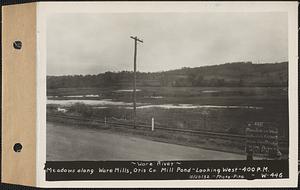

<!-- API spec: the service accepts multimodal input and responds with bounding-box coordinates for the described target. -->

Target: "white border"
[36,1,298,188]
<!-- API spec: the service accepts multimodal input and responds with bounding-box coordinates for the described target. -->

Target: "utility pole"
[130,36,143,128]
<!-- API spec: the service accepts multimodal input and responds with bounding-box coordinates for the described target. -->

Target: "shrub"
[47,104,58,113]
[68,103,93,118]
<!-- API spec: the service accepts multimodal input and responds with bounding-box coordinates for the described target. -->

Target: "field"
[47,86,289,158]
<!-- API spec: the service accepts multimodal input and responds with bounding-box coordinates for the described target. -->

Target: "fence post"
[151,117,154,131]
[105,116,107,127]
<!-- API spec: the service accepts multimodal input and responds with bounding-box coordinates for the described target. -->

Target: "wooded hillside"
[47,61,288,89]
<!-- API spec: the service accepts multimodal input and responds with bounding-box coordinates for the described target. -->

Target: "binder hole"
[13,41,22,49]
[13,143,22,152]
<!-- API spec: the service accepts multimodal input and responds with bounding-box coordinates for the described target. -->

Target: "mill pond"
[47,86,288,142]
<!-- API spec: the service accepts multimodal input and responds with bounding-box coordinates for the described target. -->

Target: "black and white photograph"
[46,10,289,161]
[36,2,298,186]
[1,1,298,188]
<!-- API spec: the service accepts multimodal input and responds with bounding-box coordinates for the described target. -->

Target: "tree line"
[47,61,288,89]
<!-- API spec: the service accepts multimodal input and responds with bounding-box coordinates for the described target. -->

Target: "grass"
[47,114,247,155]
[47,86,289,158]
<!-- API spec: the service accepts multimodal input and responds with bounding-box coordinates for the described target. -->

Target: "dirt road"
[47,122,245,161]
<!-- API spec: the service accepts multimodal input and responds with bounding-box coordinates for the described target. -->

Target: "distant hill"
[47,61,288,89]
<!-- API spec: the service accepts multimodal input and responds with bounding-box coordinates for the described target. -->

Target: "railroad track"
[47,113,288,143]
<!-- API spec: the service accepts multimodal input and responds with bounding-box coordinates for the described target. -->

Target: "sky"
[47,12,288,76]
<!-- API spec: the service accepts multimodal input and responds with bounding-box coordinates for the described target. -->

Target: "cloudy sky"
[47,12,288,76]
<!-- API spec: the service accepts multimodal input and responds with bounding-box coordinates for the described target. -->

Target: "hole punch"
[13,41,22,49]
[13,143,22,152]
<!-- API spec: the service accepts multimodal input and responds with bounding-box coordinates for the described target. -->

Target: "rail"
[47,113,288,143]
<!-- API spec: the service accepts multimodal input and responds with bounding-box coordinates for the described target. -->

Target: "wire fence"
[47,113,288,144]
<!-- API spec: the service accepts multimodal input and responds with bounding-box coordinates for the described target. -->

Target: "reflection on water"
[47,98,262,110]
[149,96,164,99]
[114,89,141,92]
[94,106,108,109]
[48,94,100,98]
[202,90,219,93]
[134,104,262,110]
[85,95,100,97]
[64,95,85,98]
[47,99,132,106]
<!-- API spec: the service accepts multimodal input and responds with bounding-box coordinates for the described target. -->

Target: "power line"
[130,36,143,128]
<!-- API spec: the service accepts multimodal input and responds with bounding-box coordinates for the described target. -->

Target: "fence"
[47,113,288,144]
